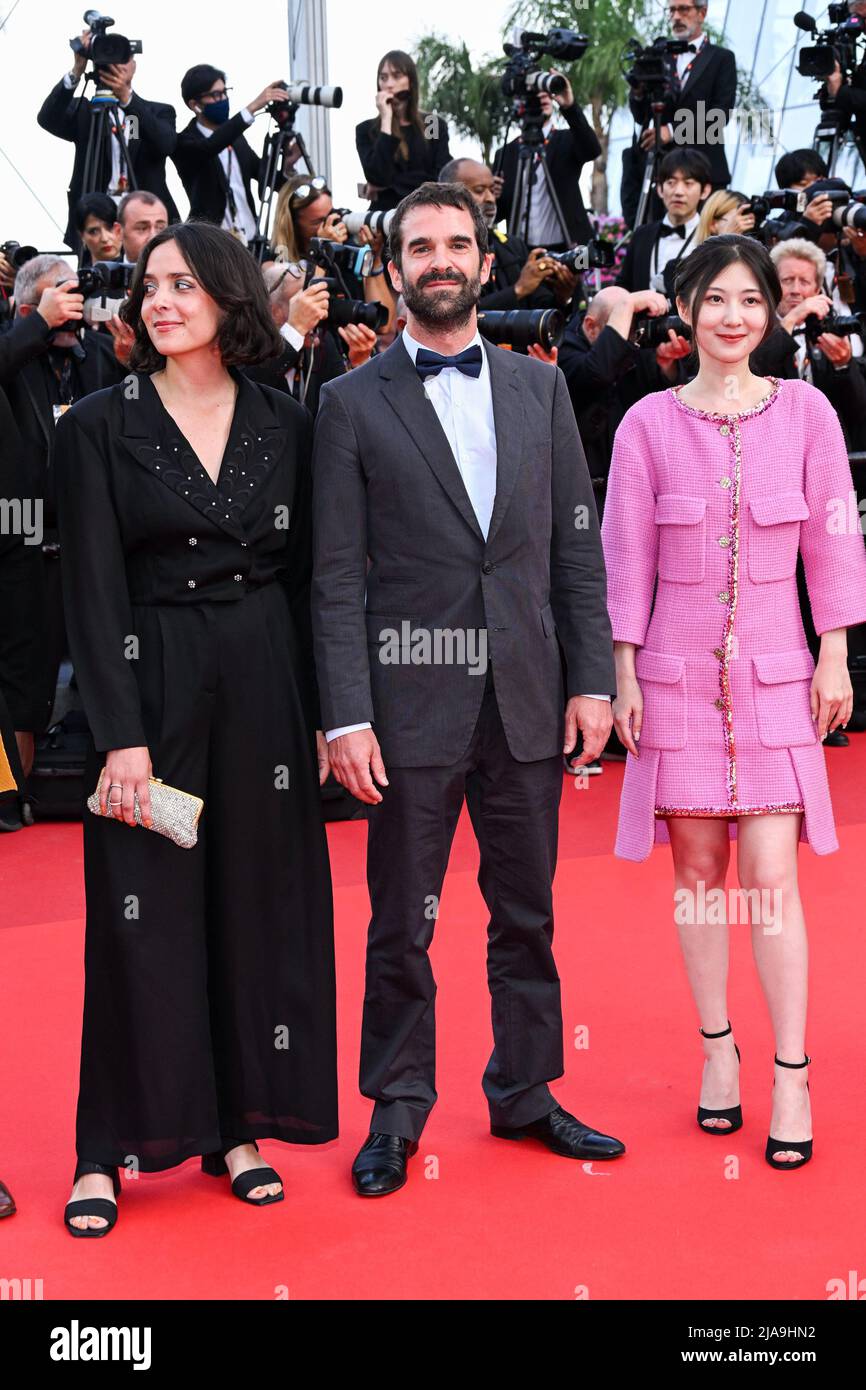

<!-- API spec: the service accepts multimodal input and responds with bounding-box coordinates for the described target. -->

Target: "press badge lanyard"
[653,223,698,281]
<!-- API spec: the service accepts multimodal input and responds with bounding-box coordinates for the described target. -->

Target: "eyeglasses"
[268,262,304,294]
[200,87,232,102]
[289,177,328,208]
[668,3,698,14]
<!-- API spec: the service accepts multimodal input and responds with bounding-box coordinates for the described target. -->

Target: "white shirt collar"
[196,120,214,139]
[401,322,483,365]
[661,210,701,236]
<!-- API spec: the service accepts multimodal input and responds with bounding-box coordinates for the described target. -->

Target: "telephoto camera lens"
[477,308,565,352]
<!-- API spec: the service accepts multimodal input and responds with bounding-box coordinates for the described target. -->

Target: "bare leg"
[736,813,811,1162]
[667,818,739,1127]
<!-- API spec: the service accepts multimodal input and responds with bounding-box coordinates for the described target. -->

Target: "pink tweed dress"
[600,375,866,862]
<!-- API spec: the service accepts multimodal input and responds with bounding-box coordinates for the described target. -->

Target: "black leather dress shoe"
[0,1179,17,1217]
[491,1105,625,1159]
[823,729,849,747]
[352,1133,419,1197]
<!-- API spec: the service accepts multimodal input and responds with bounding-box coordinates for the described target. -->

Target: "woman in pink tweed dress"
[601,235,866,1170]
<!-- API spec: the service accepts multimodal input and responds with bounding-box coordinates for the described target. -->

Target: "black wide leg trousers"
[76,582,338,1171]
[361,669,565,1141]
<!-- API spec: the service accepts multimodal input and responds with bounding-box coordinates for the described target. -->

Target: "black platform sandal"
[766,1054,812,1170]
[696,1020,743,1134]
[201,1139,284,1206]
[64,1160,121,1237]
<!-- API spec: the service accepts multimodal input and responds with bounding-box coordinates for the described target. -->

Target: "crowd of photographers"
[2,0,866,840]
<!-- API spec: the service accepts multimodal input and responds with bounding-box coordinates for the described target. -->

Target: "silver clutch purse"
[87,769,204,849]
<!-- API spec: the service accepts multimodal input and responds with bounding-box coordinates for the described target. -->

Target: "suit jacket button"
[482,561,494,574]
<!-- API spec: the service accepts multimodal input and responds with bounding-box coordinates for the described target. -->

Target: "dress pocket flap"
[752,649,816,685]
[654,494,708,525]
[748,492,810,526]
[635,649,685,684]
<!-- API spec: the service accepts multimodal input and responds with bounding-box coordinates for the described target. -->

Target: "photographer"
[3,256,127,719]
[749,238,866,451]
[821,1,866,120]
[356,51,451,212]
[38,24,178,253]
[0,271,84,384]
[617,149,712,294]
[117,190,169,263]
[559,287,690,492]
[622,1,736,227]
[246,263,356,416]
[494,73,600,251]
[73,193,123,265]
[695,189,756,242]
[439,157,577,311]
[174,66,290,244]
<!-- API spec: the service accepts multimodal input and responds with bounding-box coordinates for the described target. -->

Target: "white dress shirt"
[526,116,566,248]
[325,325,609,742]
[676,31,707,86]
[652,210,701,287]
[195,109,257,244]
[279,321,305,394]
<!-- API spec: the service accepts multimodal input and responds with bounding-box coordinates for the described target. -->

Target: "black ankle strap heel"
[201,1140,283,1205]
[696,1020,743,1135]
[64,1160,121,1238]
[766,1054,813,1169]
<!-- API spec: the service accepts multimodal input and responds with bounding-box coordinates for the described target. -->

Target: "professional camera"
[795,4,865,81]
[303,241,388,333]
[1,240,39,270]
[340,209,395,239]
[501,27,589,102]
[265,78,343,129]
[546,239,616,274]
[316,226,376,279]
[630,310,691,351]
[802,178,866,231]
[624,35,692,97]
[477,307,564,352]
[793,309,863,345]
[70,10,142,70]
[72,259,134,325]
[745,190,806,225]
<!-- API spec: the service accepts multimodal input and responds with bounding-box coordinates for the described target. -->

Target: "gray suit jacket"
[310,333,616,767]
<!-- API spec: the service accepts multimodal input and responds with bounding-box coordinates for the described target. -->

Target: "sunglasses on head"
[289,177,328,209]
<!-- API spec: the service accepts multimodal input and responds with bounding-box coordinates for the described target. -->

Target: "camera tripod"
[79,76,138,246]
[249,107,316,264]
[812,106,866,181]
[634,97,672,229]
[499,106,572,248]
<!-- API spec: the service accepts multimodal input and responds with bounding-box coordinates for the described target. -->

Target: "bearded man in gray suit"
[311,181,625,1197]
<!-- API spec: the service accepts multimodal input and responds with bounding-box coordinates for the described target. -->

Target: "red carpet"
[2,742,865,1301]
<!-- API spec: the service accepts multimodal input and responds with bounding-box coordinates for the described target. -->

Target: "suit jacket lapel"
[484,339,524,546]
[680,39,714,95]
[378,336,485,542]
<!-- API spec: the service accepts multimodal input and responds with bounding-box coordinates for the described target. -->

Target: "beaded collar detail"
[668,375,782,422]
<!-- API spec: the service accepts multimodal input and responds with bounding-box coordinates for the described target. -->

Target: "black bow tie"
[415,345,483,381]
[659,223,687,239]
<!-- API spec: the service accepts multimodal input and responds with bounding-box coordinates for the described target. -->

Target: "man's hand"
[655,328,693,379]
[803,194,833,227]
[328,728,389,804]
[248,82,291,115]
[815,331,853,366]
[355,224,386,265]
[316,731,330,786]
[640,124,673,151]
[781,293,833,334]
[338,322,377,367]
[629,289,669,317]
[490,172,505,201]
[0,252,15,292]
[288,281,329,337]
[826,60,844,101]
[526,343,558,365]
[547,259,579,306]
[843,225,866,258]
[106,312,135,363]
[514,246,554,299]
[718,205,757,235]
[551,72,574,108]
[36,279,83,329]
[71,29,91,80]
[98,62,134,105]
[563,696,613,766]
[319,210,348,244]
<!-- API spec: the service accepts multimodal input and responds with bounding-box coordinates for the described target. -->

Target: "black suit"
[622,41,737,226]
[311,335,615,1139]
[494,105,601,247]
[37,78,179,251]
[616,219,698,295]
[479,229,558,311]
[245,329,347,418]
[173,113,264,228]
[0,389,45,751]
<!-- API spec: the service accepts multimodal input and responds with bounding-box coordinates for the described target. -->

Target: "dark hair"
[673,234,782,361]
[119,221,282,371]
[775,148,828,189]
[74,192,120,233]
[387,181,488,274]
[117,189,168,226]
[181,63,226,107]
[657,148,713,188]
[375,50,425,161]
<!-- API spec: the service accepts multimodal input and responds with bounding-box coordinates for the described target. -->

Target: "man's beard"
[401,266,481,329]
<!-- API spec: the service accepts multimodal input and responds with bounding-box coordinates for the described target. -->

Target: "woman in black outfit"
[55,222,338,1235]
[355,50,451,212]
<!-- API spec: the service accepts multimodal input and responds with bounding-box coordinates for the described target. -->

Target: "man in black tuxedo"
[248,263,353,416]
[174,66,289,244]
[3,256,126,723]
[622,0,736,227]
[617,148,712,299]
[37,26,178,253]
[494,72,600,250]
[311,182,625,1197]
